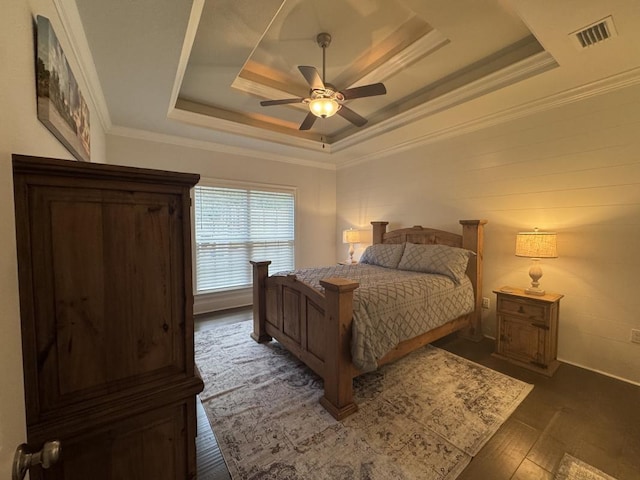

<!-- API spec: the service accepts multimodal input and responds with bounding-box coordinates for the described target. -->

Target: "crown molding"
[108,125,336,171]
[167,0,205,117]
[167,104,330,152]
[53,0,112,131]
[332,50,557,154]
[352,28,450,87]
[337,64,640,169]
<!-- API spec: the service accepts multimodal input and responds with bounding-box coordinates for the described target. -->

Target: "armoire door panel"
[28,187,186,414]
[50,200,109,397]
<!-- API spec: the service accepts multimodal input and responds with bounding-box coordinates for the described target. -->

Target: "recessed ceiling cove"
[173,0,554,149]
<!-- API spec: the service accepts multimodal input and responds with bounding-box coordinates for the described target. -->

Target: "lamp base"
[526,259,545,296]
[525,287,546,296]
[347,243,355,264]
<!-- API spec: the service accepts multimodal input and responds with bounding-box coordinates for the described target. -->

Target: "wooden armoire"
[12,155,204,479]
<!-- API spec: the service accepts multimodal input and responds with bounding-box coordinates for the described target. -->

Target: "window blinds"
[194,185,295,293]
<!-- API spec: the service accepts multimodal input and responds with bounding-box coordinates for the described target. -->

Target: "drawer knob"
[518,306,525,314]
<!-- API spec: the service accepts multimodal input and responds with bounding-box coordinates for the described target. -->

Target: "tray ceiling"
[73,0,640,160]
[174,0,552,146]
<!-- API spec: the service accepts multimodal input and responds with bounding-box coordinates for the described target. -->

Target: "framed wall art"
[36,15,90,162]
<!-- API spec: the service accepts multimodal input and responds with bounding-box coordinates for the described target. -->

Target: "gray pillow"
[359,243,405,269]
[397,243,474,283]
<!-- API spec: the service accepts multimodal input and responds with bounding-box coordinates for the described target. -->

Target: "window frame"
[191,177,297,310]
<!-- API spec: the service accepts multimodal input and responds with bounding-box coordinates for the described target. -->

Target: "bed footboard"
[250,260,359,419]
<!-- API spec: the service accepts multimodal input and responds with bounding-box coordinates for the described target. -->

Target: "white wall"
[0,0,106,474]
[337,81,640,385]
[107,134,337,311]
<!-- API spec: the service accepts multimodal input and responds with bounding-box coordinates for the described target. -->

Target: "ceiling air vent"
[571,16,618,49]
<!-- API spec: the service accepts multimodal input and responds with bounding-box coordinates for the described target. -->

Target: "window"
[193,183,295,294]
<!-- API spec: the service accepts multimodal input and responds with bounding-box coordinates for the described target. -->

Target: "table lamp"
[342,228,361,264]
[515,228,557,295]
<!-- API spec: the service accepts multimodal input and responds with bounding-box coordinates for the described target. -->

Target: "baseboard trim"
[194,288,252,315]
[556,357,640,388]
[481,334,639,387]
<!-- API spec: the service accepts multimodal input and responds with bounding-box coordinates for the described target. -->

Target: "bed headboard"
[371,220,487,340]
[371,222,462,247]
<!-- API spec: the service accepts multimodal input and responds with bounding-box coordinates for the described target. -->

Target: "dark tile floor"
[195,308,640,479]
[435,335,640,480]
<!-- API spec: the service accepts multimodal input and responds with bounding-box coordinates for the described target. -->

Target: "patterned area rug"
[555,454,617,480]
[195,321,533,480]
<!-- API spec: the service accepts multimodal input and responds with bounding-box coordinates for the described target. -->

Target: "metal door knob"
[12,440,61,480]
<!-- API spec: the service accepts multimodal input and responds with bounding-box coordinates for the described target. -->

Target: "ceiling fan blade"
[299,111,318,131]
[337,105,367,127]
[340,83,387,100]
[260,98,305,107]
[298,66,325,90]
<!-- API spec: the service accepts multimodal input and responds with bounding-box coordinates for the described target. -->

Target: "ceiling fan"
[260,32,387,131]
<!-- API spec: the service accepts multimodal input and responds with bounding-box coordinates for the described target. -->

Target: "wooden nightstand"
[492,286,563,376]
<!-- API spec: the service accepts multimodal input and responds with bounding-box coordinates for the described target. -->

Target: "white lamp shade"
[343,229,361,244]
[515,230,557,258]
[309,97,340,118]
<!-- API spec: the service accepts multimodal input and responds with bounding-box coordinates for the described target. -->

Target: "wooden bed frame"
[250,219,487,420]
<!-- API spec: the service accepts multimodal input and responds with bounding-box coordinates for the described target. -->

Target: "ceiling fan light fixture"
[309,97,340,118]
[259,32,386,129]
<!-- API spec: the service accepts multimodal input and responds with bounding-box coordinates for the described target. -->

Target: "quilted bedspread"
[274,264,475,372]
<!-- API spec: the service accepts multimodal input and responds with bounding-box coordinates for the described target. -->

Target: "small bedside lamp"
[515,228,557,296]
[342,228,361,264]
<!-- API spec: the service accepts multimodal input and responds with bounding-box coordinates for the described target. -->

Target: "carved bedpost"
[371,221,389,244]
[250,260,272,343]
[459,219,488,342]
[318,277,359,420]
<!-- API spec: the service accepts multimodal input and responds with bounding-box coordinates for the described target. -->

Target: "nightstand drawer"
[498,298,546,322]
[493,287,563,377]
